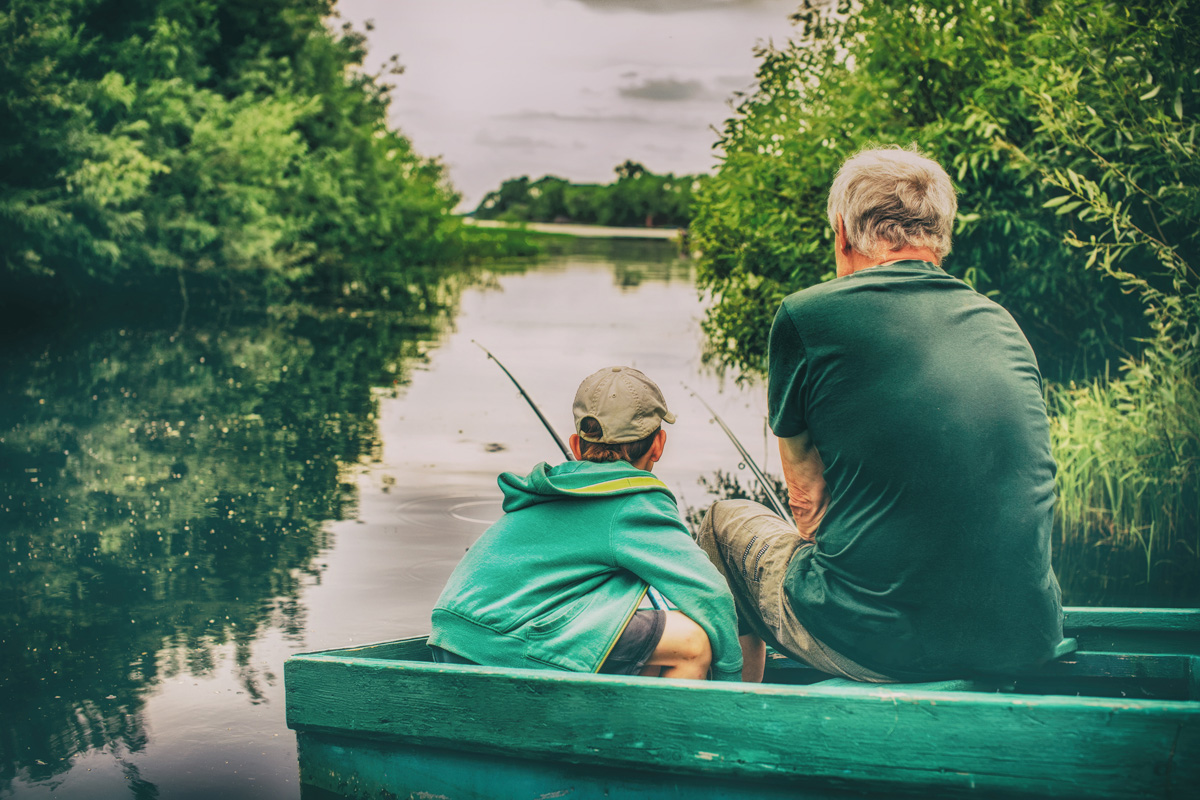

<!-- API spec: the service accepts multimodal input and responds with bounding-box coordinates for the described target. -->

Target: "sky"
[333,0,800,210]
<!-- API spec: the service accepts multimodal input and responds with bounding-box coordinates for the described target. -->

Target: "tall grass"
[1049,350,1200,605]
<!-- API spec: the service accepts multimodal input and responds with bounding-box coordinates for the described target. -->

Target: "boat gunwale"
[284,650,1200,798]
[291,604,1199,658]
[285,648,1200,711]
[1061,606,1200,630]
[285,605,1200,712]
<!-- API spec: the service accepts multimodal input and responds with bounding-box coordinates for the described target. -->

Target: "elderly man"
[698,147,1063,683]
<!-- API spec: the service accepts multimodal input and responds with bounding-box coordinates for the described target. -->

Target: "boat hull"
[285,608,1200,799]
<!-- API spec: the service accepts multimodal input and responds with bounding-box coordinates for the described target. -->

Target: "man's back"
[769,259,1062,679]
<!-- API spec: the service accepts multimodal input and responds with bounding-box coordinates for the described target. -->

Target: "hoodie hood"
[499,460,673,513]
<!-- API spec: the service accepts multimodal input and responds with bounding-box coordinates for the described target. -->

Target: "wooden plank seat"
[799,637,1080,694]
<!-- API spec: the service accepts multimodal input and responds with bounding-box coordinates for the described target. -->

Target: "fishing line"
[475,341,668,611]
[473,340,572,460]
[684,384,791,522]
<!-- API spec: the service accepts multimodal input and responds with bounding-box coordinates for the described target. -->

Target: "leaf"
[1055,200,1084,215]
[1175,90,1184,121]
[1043,195,1072,208]
[1139,85,1161,101]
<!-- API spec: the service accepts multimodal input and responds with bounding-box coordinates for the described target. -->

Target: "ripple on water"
[393,494,503,530]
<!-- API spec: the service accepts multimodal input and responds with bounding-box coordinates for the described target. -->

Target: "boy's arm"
[611,500,743,681]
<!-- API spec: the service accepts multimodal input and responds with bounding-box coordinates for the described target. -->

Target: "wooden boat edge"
[285,607,1200,799]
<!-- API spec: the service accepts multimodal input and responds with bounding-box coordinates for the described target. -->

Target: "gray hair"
[826,146,957,261]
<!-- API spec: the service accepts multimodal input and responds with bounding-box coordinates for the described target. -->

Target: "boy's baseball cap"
[573,366,676,444]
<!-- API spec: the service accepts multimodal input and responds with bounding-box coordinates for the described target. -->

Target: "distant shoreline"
[462,218,684,240]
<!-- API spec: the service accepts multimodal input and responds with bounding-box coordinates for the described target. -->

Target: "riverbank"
[462,217,684,240]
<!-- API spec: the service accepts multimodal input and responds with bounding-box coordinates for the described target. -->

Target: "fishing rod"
[474,341,668,610]
[473,340,572,461]
[684,385,791,522]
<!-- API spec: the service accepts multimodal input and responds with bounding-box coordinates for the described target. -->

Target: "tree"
[0,0,461,313]
[692,0,1157,379]
[473,164,703,228]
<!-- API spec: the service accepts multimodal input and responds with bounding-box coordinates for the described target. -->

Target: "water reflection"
[542,236,695,287]
[0,305,448,789]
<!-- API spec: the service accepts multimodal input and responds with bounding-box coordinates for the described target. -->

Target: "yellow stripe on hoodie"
[560,475,669,495]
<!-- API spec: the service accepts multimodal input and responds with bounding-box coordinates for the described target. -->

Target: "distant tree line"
[0,0,516,320]
[472,160,703,228]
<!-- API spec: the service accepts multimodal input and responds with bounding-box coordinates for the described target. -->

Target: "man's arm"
[778,431,828,541]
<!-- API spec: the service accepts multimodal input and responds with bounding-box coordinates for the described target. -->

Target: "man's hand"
[778,432,829,541]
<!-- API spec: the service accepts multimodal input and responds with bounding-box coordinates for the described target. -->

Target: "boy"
[429,366,742,680]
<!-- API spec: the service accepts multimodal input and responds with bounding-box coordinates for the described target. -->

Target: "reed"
[1049,349,1200,601]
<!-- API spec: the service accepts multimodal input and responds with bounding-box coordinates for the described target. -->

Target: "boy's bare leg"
[643,610,712,679]
[740,633,766,682]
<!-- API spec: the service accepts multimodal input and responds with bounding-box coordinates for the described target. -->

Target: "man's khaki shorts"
[696,499,893,682]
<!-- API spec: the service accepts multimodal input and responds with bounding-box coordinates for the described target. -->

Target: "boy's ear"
[568,434,583,461]
[650,429,667,462]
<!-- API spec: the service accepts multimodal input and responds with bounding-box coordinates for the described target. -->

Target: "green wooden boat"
[285,607,1199,799]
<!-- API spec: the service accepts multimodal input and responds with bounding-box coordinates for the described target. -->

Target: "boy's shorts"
[598,609,667,675]
[429,645,477,665]
[430,608,667,675]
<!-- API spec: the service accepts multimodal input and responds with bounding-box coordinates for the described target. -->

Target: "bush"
[473,162,703,229]
[0,0,462,311]
[691,0,1180,379]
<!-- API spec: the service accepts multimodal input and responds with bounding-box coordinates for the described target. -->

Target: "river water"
[2,237,1190,799]
[1,238,782,799]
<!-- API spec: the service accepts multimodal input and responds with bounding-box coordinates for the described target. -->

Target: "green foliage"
[1015,0,1200,364]
[456,224,544,261]
[1011,1,1200,590]
[473,161,703,228]
[0,0,461,307]
[692,0,1164,378]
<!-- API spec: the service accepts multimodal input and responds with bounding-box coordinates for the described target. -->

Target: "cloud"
[474,131,557,149]
[497,110,660,126]
[570,0,774,13]
[619,77,708,102]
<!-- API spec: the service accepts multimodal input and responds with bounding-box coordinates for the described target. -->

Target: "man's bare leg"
[642,610,712,679]
[740,633,766,682]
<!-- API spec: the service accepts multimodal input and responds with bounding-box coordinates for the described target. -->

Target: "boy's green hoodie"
[429,459,743,681]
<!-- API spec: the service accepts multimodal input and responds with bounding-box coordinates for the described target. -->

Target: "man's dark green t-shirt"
[768,260,1062,679]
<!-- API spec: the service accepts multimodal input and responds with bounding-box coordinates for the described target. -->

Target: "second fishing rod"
[682,385,791,522]
[475,340,790,526]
